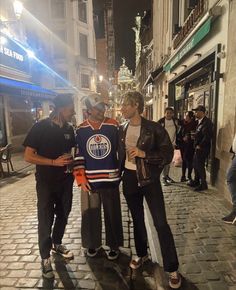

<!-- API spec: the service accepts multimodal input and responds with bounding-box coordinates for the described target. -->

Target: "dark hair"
[186,111,194,119]
[165,107,174,112]
[122,91,144,114]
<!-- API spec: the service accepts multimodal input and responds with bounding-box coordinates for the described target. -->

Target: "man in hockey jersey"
[73,93,123,260]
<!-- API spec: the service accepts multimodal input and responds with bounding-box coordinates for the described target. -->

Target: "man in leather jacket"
[191,105,213,191]
[118,91,182,289]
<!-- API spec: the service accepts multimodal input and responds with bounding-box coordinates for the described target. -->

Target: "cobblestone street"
[0,169,236,290]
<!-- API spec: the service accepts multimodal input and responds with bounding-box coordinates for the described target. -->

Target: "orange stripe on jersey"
[104,117,118,126]
[87,174,109,179]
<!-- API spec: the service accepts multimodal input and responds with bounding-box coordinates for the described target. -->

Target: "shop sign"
[0,34,29,73]
[164,18,211,72]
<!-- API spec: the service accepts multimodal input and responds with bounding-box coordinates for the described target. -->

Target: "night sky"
[113,0,151,72]
[93,0,151,73]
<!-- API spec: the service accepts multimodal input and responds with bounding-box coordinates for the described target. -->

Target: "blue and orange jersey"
[74,117,120,190]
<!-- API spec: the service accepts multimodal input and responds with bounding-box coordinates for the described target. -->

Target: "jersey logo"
[86,134,111,159]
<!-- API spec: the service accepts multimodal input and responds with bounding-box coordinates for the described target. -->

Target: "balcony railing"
[173,0,207,50]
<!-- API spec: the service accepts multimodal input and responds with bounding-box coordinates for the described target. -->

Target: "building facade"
[151,0,236,201]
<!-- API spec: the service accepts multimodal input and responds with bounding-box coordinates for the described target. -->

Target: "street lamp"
[99,75,103,82]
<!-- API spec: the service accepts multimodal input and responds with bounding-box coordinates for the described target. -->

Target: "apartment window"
[81,73,90,89]
[78,2,87,23]
[79,33,88,58]
[55,71,68,87]
[53,44,66,59]
[172,0,180,38]
[51,0,65,18]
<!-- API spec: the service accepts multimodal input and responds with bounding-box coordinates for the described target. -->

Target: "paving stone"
[15,278,38,288]
[209,281,231,290]
[0,278,17,286]
[7,270,28,277]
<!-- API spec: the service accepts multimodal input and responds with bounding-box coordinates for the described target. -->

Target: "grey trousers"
[81,186,123,249]
[162,163,171,178]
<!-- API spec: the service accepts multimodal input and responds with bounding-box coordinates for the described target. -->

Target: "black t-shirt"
[23,118,75,182]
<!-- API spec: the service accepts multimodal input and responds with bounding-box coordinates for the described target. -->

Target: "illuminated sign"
[0,33,29,73]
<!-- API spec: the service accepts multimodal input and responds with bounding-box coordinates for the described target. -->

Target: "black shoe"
[87,248,98,257]
[107,249,120,260]
[162,178,170,186]
[222,211,236,224]
[194,184,208,191]
[187,180,200,187]
[180,176,188,182]
[52,244,74,259]
[166,176,175,183]
[41,258,54,279]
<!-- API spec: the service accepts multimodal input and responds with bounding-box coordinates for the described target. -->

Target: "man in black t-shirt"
[23,94,75,279]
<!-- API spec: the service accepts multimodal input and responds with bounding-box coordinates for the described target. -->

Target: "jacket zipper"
[140,159,147,179]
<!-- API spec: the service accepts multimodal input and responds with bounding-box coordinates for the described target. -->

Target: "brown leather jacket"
[118,117,174,187]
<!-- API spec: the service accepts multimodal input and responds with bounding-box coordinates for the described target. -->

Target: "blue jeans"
[227,157,236,211]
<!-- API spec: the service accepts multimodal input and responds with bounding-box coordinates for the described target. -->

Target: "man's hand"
[128,147,146,159]
[53,155,73,167]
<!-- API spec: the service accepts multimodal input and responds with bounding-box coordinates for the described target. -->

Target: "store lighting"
[0,36,7,45]
[99,75,103,82]
[26,49,35,58]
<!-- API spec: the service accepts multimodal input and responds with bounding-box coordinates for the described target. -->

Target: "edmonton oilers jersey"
[74,118,120,189]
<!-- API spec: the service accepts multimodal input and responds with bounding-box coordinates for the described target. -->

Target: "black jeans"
[122,169,179,272]
[36,174,74,259]
[193,149,208,185]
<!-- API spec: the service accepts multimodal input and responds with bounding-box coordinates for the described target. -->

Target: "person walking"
[73,93,123,260]
[222,133,236,224]
[178,111,197,182]
[23,94,76,279]
[118,91,182,289]
[190,105,213,191]
[158,107,180,186]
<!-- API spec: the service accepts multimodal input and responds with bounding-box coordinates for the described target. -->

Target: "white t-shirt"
[125,124,141,170]
[165,119,176,145]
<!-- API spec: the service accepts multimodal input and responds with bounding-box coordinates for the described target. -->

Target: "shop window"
[55,71,68,87]
[51,0,65,18]
[81,73,90,89]
[78,2,87,23]
[79,33,88,58]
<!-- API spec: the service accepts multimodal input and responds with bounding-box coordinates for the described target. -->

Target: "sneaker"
[162,178,170,186]
[41,258,54,279]
[187,180,200,187]
[87,248,98,257]
[169,271,182,289]
[222,211,236,224]
[52,244,74,259]
[180,176,188,182]
[166,176,175,183]
[129,254,149,269]
[107,249,120,260]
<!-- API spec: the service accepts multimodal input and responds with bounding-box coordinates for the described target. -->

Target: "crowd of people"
[23,92,235,289]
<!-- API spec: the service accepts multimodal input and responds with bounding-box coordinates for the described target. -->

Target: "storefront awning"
[0,76,57,99]
[142,66,163,89]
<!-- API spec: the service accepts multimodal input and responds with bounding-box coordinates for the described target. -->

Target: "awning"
[142,66,163,89]
[0,76,57,99]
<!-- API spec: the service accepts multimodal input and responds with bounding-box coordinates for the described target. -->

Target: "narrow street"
[0,168,235,290]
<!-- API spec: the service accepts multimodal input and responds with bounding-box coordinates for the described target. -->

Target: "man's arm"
[24,146,72,167]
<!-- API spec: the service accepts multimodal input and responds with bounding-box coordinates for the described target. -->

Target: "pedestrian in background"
[119,91,182,289]
[73,93,123,260]
[23,95,75,279]
[178,111,197,182]
[222,133,236,224]
[189,105,213,191]
[158,107,180,186]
